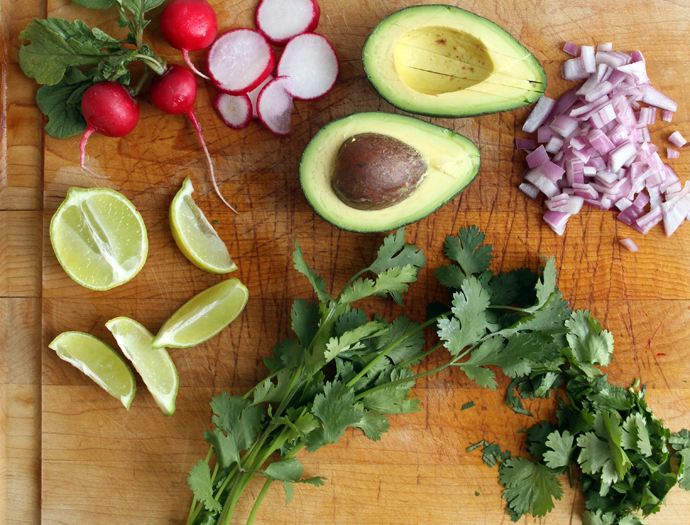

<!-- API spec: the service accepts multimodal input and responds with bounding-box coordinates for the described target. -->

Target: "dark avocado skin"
[298,112,482,234]
[362,4,547,118]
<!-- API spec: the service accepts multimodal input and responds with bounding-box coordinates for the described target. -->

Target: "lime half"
[50,187,148,291]
[106,317,179,416]
[49,331,136,410]
[170,178,237,274]
[152,278,248,349]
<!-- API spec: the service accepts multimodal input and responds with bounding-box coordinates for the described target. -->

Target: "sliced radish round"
[208,29,275,95]
[256,77,294,136]
[255,0,320,46]
[214,93,252,130]
[248,75,273,119]
[276,33,338,100]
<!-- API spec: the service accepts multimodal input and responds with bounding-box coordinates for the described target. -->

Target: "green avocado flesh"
[299,112,481,233]
[362,5,546,117]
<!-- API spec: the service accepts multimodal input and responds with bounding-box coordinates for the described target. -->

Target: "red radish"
[80,82,139,178]
[207,29,275,95]
[255,0,320,46]
[214,93,252,130]
[276,33,338,100]
[150,65,237,212]
[248,75,273,119]
[160,0,217,80]
[256,77,294,136]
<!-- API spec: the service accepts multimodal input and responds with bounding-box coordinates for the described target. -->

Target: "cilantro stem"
[246,478,272,525]
[336,267,371,302]
[346,314,444,389]
[487,304,532,314]
[398,342,445,369]
[354,363,450,401]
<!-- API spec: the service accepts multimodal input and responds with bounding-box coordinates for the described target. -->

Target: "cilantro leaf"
[577,412,631,487]
[670,429,690,451]
[71,0,115,9]
[35,67,98,138]
[293,241,331,303]
[188,460,222,513]
[500,292,571,338]
[499,457,563,518]
[19,18,120,85]
[437,276,490,356]
[527,421,556,458]
[456,337,502,390]
[291,299,320,348]
[251,369,294,405]
[324,321,388,361]
[375,316,425,366]
[368,228,425,275]
[353,409,390,441]
[210,393,265,456]
[335,308,368,335]
[263,458,304,482]
[487,268,538,307]
[679,449,690,491]
[434,264,466,290]
[264,338,302,373]
[360,367,419,414]
[622,413,653,457]
[531,257,558,312]
[306,382,362,452]
[340,265,419,305]
[582,510,617,525]
[543,430,575,470]
[444,226,493,276]
[204,428,238,468]
[565,310,614,376]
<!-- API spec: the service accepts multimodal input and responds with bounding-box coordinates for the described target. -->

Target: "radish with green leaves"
[160,0,217,80]
[150,65,237,212]
[79,82,140,178]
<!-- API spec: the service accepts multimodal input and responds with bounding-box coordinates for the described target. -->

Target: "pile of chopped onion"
[518,42,686,238]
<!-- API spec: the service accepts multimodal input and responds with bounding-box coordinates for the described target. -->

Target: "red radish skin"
[248,75,273,119]
[214,93,252,130]
[256,77,294,136]
[276,33,339,100]
[160,0,217,79]
[207,29,275,95]
[255,0,320,46]
[79,82,139,178]
[150,65,237,212]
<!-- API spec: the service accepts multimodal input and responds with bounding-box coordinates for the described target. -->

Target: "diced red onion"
[617,61,650,85]
[538,126,554,143]
[587,129,615,154]
[551,115,579,137]
[618,238,639,252]
[669,131,687,148]
[666,181,683,194]
[631,50,644,62]
[515,139,536,150]
[597,43,613,52]
[634,207,662,234]
[617,205,644,225]
[632,191,649,209]
[538,160,566,182]
[591,104,616,129]
[615,198,633,211]
[640,85,678,112]
[662,110,674,122]
[549,88,579,117]
[648,186,661,208]
[519,182,541,200]
[596,51,626,68]
[526,145,549,168]
[585,81,613,102]
[608,142,637,171]
[563,41,580,56]
[667,148,680,159]
[661,193,690,237]
[543,211,571,236]
[545,136,564,154]
[580,45,596,73]
[523,97,556,133]
[525,170,560,198]
[562,57,589,81]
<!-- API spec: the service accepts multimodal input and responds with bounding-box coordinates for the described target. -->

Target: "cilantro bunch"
[18,0,167,138]
[185,226,689,525]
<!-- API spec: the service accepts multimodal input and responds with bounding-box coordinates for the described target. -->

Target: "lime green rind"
[48,331,136,410]
[49,187,148,291]
[105,317,179,417]
[170,177,237,275]
[152,279,249,349]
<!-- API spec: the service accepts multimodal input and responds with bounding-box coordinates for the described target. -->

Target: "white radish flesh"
[208,29,275,95]
[255,0,320,46]
[256,77,294,136]
[214,93,252,130]
[248,75,273,119]
[277,33,338,100]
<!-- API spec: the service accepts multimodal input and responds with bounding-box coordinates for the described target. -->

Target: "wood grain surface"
[2,0,690,523]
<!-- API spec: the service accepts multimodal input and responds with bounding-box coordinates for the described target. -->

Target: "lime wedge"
[170,177,237,274]
[50,187,148,291]
[106,317,179,416]
[152,278,248,348]
[48,331,136,410]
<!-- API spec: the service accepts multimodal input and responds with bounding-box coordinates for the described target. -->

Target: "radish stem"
[182,50,210,80]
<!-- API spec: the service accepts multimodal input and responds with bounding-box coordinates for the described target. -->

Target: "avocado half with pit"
[362,5,546,117]
[299,112,480,233]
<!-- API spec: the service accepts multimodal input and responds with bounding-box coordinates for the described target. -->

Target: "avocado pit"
[331,133,428,210]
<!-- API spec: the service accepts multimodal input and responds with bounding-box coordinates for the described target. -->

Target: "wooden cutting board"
[2,0,690,523]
